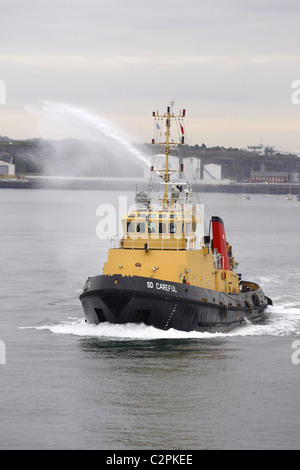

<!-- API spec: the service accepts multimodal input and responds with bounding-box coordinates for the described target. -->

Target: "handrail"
[110,233,200,251]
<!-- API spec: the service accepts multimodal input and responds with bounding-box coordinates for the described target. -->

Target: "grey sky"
[1,0,300,150]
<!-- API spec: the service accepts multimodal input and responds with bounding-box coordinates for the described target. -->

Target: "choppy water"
[1,189,300,449]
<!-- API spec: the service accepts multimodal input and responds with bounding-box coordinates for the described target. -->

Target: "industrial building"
[247,144,275,156]
[0,160,15,177]
[250,170,289,183]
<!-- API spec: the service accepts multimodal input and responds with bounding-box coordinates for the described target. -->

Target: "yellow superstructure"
[103,104,240,295]
[103,244,239,294]
[103,205,240,294]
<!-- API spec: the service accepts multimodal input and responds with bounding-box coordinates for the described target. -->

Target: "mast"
[152,104,185,204]
[164,106,171,202]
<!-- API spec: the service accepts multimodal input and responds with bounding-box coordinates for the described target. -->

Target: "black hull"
[79,275,272,333]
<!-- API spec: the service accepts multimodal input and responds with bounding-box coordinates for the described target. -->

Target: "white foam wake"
[20,302,300,340]
[23,318,224,340]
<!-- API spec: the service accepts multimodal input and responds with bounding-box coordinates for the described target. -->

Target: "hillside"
[0,138,299,182]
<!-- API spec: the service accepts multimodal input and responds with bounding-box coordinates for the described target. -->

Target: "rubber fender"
[252,293,260,307]
[266,296,273,306]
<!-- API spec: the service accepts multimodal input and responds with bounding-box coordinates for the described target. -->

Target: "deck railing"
[110,233,200,251]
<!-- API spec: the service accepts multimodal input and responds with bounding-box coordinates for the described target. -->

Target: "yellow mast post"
[151,104,185,205]
[163,105,171,204]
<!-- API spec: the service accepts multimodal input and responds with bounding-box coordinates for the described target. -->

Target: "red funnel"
[211,216,230,270]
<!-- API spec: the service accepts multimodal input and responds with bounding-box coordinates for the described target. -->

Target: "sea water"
[0,189,299,449]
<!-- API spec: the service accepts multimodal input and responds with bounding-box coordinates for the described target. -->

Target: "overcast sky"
[1,0,300,150]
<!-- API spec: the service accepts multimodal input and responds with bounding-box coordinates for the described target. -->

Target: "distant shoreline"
[0,176,299,195]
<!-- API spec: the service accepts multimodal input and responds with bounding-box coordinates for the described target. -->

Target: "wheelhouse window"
[127,221,135,233]
[169,222,177,234]
[136,222,145,233]
[159,223,167,234]
[148,222,156,233]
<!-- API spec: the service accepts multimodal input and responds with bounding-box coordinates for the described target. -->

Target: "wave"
[21,302,300,340]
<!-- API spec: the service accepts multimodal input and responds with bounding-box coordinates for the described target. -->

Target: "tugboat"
[80,105,272,332]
